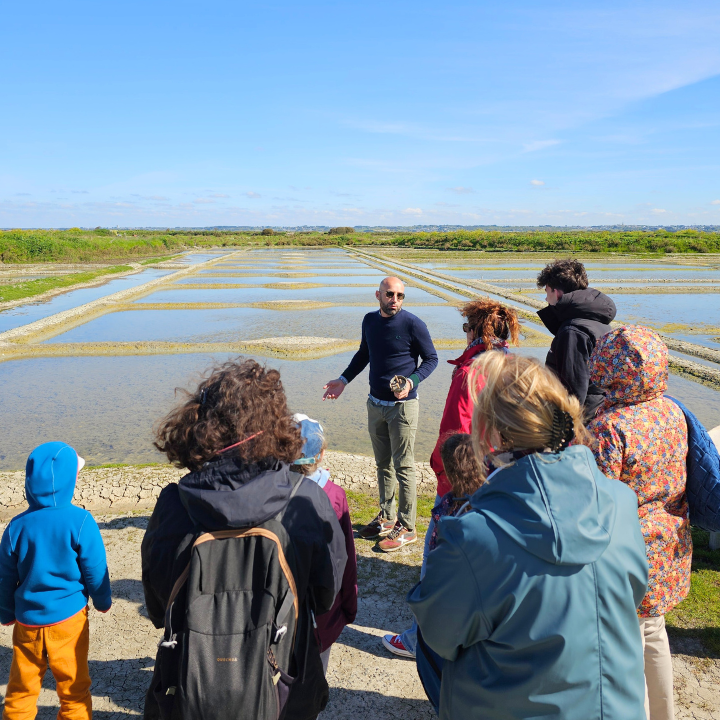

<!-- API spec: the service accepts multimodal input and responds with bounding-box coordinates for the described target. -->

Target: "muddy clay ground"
[0,508,718,719]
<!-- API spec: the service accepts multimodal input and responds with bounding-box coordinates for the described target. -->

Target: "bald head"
[376,276,405,317]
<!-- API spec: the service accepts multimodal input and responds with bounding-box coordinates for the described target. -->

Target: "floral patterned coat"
[587,325,691,617]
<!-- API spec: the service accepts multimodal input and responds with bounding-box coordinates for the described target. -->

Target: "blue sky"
[1,0,719,228]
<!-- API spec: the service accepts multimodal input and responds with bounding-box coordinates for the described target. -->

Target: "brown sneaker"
[378,521,417,552]
[358,512,396,539]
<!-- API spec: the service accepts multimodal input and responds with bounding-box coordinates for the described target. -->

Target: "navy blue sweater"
[341,309,438,402]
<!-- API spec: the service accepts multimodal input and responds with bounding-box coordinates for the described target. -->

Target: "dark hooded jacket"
[408,445,648,720]
[141,456,347,720]
[537,288,616,418]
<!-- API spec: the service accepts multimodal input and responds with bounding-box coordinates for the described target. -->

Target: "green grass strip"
[0,265,132,303]
[666,527,720,657]
[346,489,720,657]
[139,254,180,265]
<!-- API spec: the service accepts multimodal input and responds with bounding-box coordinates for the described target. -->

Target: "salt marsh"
[1,247,719,470]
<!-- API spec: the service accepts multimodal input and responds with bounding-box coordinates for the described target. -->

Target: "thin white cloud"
[402,208,423,215]
[712,200,720,205]
[71,190,90,194]
[523,140,561,153]
[651,208,667,214]
[246,191,261,198]
[211,193,230,198]
[530,179,545,186]
[448,186,475,195]
[193,198,215,204]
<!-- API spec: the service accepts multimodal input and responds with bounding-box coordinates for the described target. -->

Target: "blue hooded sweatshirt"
[408,445,649,720]
[0,442,112,626]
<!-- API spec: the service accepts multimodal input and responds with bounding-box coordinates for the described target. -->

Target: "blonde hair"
[469,352,589,477]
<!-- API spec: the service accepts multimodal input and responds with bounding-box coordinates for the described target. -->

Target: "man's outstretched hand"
[323,379,346,400]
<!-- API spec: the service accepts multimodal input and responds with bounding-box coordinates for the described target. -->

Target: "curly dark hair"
[461,299,520,347]
[154,358,303,471]
[536,259,588,293]
[440,433,484,498]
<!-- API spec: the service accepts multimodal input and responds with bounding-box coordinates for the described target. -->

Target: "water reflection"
[137,286,446,304]
[2,347,718,471]
[46,305,467,344]
[0,269,172,334]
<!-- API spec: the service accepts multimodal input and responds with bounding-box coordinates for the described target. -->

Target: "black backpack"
[153,477,303,720]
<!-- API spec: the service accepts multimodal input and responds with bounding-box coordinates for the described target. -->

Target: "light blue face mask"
[292,413,325,465]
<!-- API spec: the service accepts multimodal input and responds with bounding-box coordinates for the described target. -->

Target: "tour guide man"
[323,276,438,552]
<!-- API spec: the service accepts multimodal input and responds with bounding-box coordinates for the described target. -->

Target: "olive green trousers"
[366,397,419,531]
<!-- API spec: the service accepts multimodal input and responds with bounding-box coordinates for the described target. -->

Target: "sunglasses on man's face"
[385,291,405,300]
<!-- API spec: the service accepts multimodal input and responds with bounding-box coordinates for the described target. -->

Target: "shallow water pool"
[45,304,468,344]
[0,268,173,335]
[2,346,718,471]
[136,285,446,304]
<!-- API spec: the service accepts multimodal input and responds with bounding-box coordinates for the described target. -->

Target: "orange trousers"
[3,607,91,720]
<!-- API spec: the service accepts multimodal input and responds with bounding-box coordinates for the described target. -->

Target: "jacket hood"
[178,456,299,530]
[589,325,668,407]
[25,442,79,509]
[448,340,507,368]
[470,445,615,565]
[537,288,616,336]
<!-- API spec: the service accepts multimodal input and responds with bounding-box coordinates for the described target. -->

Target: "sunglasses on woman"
[385,291,405,300]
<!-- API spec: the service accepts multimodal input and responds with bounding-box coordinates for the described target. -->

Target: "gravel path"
[0,508,717,719]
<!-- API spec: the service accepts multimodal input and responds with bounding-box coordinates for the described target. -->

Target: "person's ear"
[375,289,381,301]
[318,449,326,463]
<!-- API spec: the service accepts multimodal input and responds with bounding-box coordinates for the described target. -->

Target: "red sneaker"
[377,521,417,552]
[357,512,396,539]
[382,633,415,658]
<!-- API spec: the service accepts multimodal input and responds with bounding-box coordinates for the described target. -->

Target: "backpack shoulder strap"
[273,471,305,523]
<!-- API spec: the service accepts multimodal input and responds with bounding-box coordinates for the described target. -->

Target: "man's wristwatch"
[339,376,349,385]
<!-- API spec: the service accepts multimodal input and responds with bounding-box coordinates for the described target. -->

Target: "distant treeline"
[1,227,719,263]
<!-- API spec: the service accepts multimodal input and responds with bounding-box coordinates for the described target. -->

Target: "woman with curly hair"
[382,299,520,659]
[141,358,347,720]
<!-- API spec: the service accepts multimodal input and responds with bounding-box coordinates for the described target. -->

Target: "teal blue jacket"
[408,445,648,720]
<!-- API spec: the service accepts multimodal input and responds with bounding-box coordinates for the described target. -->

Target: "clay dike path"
[1,456,718,719]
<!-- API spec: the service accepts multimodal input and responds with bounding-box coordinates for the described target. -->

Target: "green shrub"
[261,228,274,236]
[328,227,355,235]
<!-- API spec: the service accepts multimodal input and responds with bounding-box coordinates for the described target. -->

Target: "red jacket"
[430,342,506,496]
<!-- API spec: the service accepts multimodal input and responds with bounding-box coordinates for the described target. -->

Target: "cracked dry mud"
[0,511,718,719]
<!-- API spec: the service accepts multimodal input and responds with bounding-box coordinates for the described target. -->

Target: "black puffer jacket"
[141,456,347,720]
[537,288,616,419]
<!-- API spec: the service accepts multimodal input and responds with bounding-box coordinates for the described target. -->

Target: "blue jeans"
[398,494,441,656]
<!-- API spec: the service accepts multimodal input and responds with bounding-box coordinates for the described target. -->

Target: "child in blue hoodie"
[0,442,112,720]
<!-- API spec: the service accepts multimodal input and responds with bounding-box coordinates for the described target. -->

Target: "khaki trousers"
[3,607,92,720]
[366,397,419,531]
[639,615,674,720]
